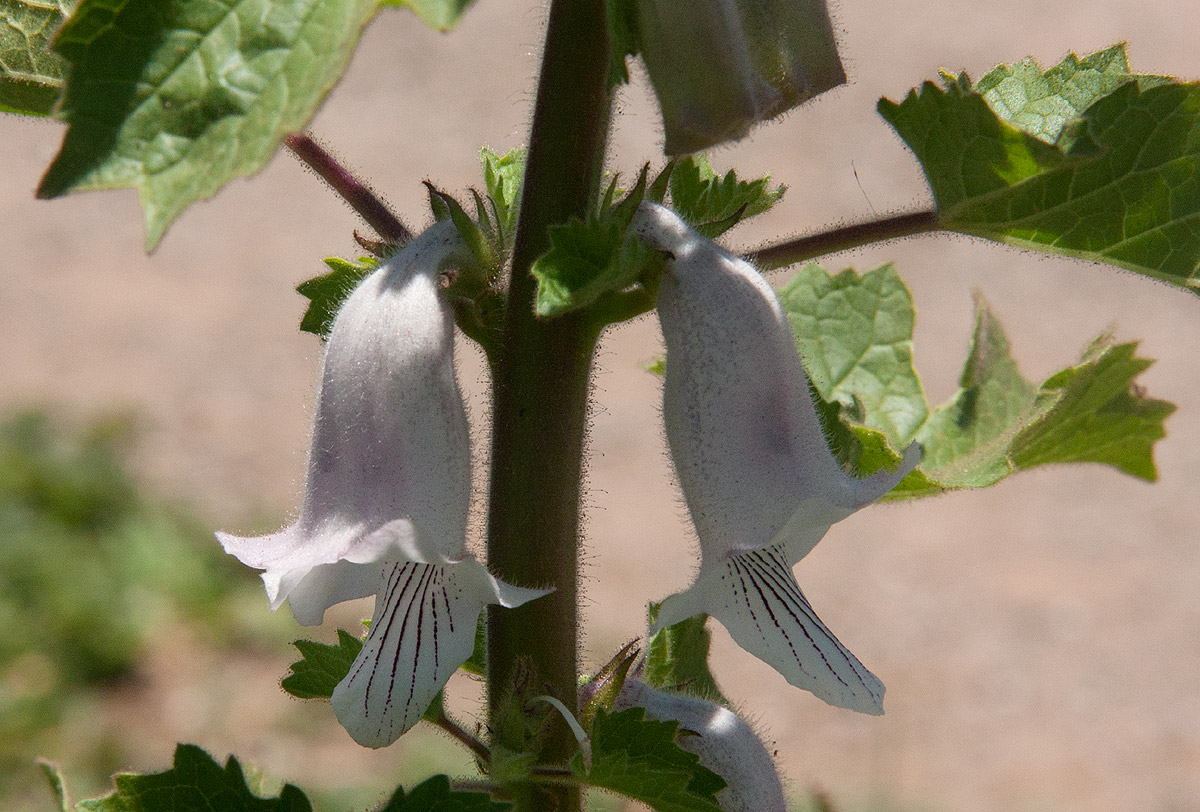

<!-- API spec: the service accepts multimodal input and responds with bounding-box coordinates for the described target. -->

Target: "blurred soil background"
[3,1,1200,810]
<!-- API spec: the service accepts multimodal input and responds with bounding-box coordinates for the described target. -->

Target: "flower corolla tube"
[634,202,920,714]
[616,678,786,812]
[635,0,846,155]
[217,220,551,747]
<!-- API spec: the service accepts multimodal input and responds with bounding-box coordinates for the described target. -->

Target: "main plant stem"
[485,0,611,810]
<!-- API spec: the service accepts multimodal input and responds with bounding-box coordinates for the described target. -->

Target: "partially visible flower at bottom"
[217,220,550,747]
[616,678,786,812]
[634,202,920,714]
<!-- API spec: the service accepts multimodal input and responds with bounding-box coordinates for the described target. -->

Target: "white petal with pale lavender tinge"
[331,558,551,748]
[654,544,884,715]
[617,679,786,812]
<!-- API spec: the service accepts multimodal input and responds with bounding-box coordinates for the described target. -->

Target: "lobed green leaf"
[37,0,379,249]
[879,44,1200,292]
[777,262,1174,498]
[530,215,654,317]
[643,605,727,706]
[779,262,929,447]
[77,744,312,812]
[667,155,784,237]
[296,255,379,339]
[0,0,75,115]
[380,774,510,812]
[573,708,726,812]
[281,628,363,700]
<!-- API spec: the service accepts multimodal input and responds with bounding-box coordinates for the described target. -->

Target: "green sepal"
[579,639,641,732]
[423,183,498,279]
[667,155,784,237]
[480,147,526,242]
[296,255,379,339]
[572,708,726,812]
[76,744,312,812]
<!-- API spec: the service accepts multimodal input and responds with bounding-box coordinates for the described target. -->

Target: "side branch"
[285,133,413,244]
[746,209,940,270]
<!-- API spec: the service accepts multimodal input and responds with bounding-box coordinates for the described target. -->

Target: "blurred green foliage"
[0,409,259,802]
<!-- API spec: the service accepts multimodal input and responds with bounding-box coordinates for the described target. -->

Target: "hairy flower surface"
[616,679,786,812]
[636,0,845,154]
[634,202,919,714]
[218,221,549,747]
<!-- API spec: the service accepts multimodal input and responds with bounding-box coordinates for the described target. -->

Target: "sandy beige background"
[3,1,1200,810]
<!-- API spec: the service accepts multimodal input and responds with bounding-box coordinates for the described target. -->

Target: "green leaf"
[381,774,510,812]
[878,45,1200,292]
[643,605,727,706]
[1010,336,1176,479]
[530,215,654,317]
[296,256,378,339]
[573,708,726,812]
[0,0,75,115]
[480,146,525,243]
[378,0,475,32]
[913,296,1049,487]
[77,743,312,812]
[777,262,1174,498]
[778,263,929,447]
[36,0,378,249]
[461,612,487,676]
[281,628,363,700]
[666,155,784,237]
[975,43,1166,144]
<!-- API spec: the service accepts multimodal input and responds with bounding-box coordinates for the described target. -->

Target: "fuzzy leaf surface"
[77,744,312,812]
[36,0,378,249]
[573,708,726,812]
[778,262,1173,497]
[0,0,75,115]
[380,774,509,812]
[879,45,1200,292]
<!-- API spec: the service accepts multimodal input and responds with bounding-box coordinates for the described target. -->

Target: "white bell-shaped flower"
[217,220,550,747]
[634,202,919,714]
[616,679,786,812]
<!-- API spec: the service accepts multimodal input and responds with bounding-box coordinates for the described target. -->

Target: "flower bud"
[633,202,919,714]
[636,0,846,155]
[218,220,550,746]
[617,679,786,812]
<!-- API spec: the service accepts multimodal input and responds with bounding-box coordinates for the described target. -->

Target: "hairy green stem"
[745,209,941,270]
[485,0,611,810]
